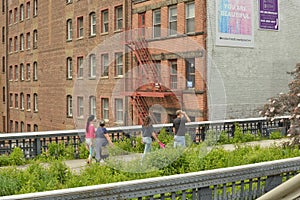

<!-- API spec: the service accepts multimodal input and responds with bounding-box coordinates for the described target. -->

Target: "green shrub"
[270,131,282,139]
[10,147,26,166]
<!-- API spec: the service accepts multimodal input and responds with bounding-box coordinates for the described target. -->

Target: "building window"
[33,93,38,112]
[34,124,38,131]
[101,54,109,77]
[77,16,83,38]
[115,52,123,76]
[21,121,24,132]
[20,34,24,50]
[26,94,31,110]
[33,30,37,49]
[186,58,195,88]
[9,120,13,132]
[155,60,161,80]
[168,6,177,36]
[9,93,13,107]
[77,96,84,118]
[186,2,195,33]
[33,0,38,16]
[15,65,18,81]
[14,36,18,52]
[67,57,72,79]
[2,87,5,103]
[33,62,38,80]
[77,57,83,78]
[27,124,31,132]
[67,95,73,117]
[102,98,109,121]
[26,32,30,49]
[66,0,72,4]
[115,6,123,31]
[8,38,13,53]
[170,60,177,89]
[20,4,24,21]
[9,10,12,24]
[26,63,30,80]
[9,66,13,80]
[2,27,4,43]
[153,9,161,38]
[101,10,108,33]
[15,94,18,108]
[90,96,96,116]
[89,12,96,36]
[20,93,24,110]
[14,7,18,23]
[15,121,19,132]
[138,12,145,37]
[66,19,72,40]
[26,1,30,19]
[20,63,24,81]
[2,57,4,73]
[115,98,123,123]
[89,54,96,78]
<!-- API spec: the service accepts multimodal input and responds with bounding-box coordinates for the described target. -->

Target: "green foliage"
[9,147,26,166]
[270,131,283,139]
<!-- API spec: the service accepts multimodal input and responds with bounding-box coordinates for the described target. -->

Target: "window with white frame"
[102,10,108,33]
[9,93,13,107]
[89,54,96,78]
[90,12,96,36]
[33,30,37,48]
[77,57,83,78]
[153,9,161,38]
[15,65,18,81]
[186,2,195,33]
[186,58,195,88]
[20,34,24,50]
[34,93,38,112]
[170,60,177,89]
[115,52,123,76]
[21,121,24,132]
[26,94,31,110]
[115,6,123,31]
[26,1,30,19]
[67,95,73,117]
[77,96,84,117]
[101,53,109,77]
[90,96,96,116]
[115,98,123,123]
[33,0,38,16]
[102,98,109,121]
[15,94,18,108]
[67,57,72,79]
[66,19,72,40]
[20,93,24,110]
[33,61,38,80]
[77,17,83,38]
[168,6,177,36]
[26,63,30,80]
[20,4,24,21]
[20,63,24,81]
[26,32,30,49]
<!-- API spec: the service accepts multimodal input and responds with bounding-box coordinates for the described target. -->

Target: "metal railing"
[0,116,290,158]
[2,156,300,200]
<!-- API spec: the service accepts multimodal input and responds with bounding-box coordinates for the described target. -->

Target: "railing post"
[34,137,41,156]
[265,175,282,192]
[198,186,212,200]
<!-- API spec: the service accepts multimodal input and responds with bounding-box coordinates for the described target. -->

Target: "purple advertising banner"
[259,0,279,30]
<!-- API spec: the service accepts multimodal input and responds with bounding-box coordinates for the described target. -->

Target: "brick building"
[0,0,207,133]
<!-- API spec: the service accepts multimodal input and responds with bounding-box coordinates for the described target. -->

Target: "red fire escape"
[126,38,174,124]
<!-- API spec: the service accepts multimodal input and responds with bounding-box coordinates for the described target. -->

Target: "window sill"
[77,77,83,80]
[100,32,109,36]
[100,76,109,79]
[66,39,72,42]
[89,77,96,80]
[66,78,73,80]
[114,29,123,34]
[26,109,31,112]
[89,34,96,38]
[67,115,73,118]
[77,37,84,40]
[114,75,123,79]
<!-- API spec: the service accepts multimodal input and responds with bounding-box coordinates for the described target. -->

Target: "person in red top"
[85,115,96,164]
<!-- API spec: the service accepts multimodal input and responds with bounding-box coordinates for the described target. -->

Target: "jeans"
[174,135,185,148]
[142,137,152,158]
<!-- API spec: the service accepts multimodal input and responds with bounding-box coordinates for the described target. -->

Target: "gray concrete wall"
[206,0,300,120]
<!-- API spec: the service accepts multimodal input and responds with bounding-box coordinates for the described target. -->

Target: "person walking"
[85,115,96,164]
[141,116,163,159]
[172,110,191,148]
[95,120,113,163]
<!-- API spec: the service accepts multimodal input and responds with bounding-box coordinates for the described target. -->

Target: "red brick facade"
[0,0,207,133]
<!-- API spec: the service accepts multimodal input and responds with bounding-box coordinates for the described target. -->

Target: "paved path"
[64,138,291,173]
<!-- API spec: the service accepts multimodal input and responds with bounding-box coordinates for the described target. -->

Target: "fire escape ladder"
[131,95,148,123]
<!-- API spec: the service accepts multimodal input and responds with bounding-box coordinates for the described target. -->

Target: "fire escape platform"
[130,91,174,98]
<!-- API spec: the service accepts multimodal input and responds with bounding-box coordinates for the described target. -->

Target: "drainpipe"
[5,0,9,133]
